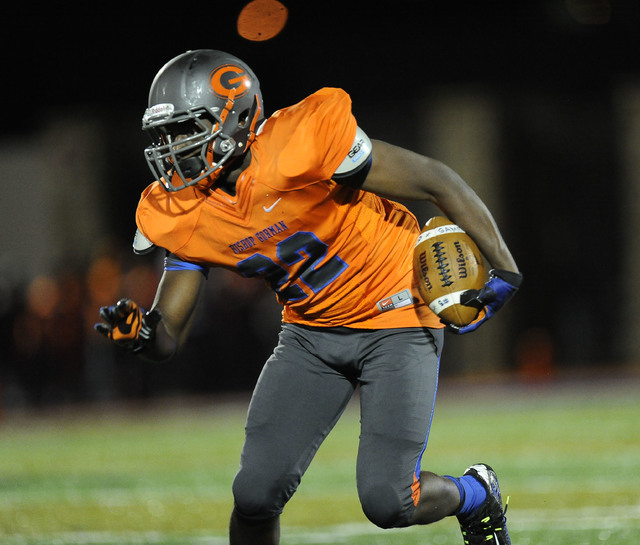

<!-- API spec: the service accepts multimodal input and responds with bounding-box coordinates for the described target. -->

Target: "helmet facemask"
[142,103,236,192]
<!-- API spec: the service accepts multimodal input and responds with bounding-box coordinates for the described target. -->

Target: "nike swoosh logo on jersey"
[263,197,281,212]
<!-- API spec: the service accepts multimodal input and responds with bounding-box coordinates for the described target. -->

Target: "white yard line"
[2,505,639,544]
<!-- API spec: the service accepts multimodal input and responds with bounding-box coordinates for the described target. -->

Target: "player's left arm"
[360,139,522,333]
[363,139,518,273]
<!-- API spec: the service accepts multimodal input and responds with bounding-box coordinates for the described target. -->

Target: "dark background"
[6,2,637,123]
[2,1,639,406]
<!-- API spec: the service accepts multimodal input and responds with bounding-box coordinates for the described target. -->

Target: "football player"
[96,50,522,545]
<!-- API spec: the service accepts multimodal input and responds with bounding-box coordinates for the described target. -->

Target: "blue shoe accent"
[456,464,511,545]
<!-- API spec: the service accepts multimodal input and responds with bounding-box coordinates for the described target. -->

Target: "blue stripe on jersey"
[164,255,209,277]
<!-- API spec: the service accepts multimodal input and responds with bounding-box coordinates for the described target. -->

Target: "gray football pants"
[231,323,444,528]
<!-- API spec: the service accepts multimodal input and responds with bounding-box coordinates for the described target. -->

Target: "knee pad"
[358,482,414,529]
[232,468,291,520]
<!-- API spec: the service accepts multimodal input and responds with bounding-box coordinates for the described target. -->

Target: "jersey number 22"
[237,232,348,303]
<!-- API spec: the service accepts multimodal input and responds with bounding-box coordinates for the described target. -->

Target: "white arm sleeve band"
[333,126,373,177]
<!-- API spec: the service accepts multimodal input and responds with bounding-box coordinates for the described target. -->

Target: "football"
[413,216,486,326]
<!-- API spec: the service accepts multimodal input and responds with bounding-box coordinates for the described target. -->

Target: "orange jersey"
[136,88,442,329]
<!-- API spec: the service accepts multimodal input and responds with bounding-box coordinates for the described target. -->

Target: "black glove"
[447,269,523,335]
[95,298,162,354]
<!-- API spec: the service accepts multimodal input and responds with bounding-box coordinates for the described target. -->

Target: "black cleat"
[456,464,511,545]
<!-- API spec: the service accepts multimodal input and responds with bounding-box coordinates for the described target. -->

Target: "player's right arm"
[142,268,206,362]
[96,268,206,363]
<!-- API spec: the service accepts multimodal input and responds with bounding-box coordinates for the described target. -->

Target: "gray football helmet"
[142,49,263,191]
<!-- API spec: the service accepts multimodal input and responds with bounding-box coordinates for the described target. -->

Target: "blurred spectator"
[2,239,282,410]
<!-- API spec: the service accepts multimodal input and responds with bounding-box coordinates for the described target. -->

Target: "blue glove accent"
[447,269,522,335]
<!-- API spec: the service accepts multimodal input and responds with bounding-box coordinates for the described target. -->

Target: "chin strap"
[245,94,263,148]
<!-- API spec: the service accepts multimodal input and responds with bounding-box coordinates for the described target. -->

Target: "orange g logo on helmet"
[210,64,252,99]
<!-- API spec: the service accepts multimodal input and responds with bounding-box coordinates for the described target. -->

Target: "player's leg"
[447,463,512,544]
[408,471,462,524]
[355,326,461,527]
[354,326,511,543]
[229,509,280,545]
[230,324,358,545]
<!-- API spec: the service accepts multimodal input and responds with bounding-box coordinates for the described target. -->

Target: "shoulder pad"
[133,228,155,255]
[333,126,372,177]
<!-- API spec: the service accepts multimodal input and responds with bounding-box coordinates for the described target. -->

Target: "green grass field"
[1,376,639,544]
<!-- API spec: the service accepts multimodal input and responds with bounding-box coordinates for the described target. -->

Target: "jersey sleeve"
[135,181,205,255]
[259,88,358,190]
